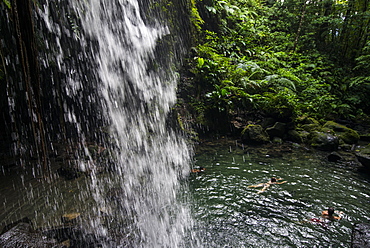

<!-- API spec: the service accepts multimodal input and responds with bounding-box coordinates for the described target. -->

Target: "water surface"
[189,138,370,247]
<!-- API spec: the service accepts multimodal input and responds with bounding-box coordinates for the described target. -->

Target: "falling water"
[37,0,193,247]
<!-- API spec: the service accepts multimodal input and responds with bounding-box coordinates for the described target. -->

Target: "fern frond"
[263,74,296,91]
[350,76,370,88]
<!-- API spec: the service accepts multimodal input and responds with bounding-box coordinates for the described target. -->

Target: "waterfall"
[37,0,193,246]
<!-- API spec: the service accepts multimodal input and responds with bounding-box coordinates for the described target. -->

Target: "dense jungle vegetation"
[181,0,370,133]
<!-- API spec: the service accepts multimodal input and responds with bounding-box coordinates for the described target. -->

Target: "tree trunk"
[292,0,307,53]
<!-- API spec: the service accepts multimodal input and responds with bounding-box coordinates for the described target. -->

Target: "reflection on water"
[190,138,370,247]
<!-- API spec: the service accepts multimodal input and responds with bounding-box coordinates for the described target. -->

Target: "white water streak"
[77,0,192,246]
[39,0,192,245]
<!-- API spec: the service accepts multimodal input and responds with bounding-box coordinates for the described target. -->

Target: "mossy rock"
[287,130,303,143]
[296,116,320,125]
[300,123,321,132]
[309,131,339,151]
[266,122,286,138]
[298,130,310,143]
[241,124,270,145]
[307,118,320,125]
[323,121,360,144]
[272,137,283,144]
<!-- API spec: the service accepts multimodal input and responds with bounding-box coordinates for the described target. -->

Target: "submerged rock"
[352,223,370,248]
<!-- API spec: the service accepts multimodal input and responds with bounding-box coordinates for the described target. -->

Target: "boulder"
[327,152,342,162]
[296,116,320,125]
[323,121,360,144]
[1,217,32,234]
[0,222,64,248]
[0,217,114,247]
[41,225,108,248]
[352,223,370,248]
[272,137,283,144]
[309,131,339,151]
[355,153,370,168]
[300,123,321,132]
[241,124,270,145]
[287,130,303,143]
[355,144,370,169]
[355,144,370,168]
[260,117,276,128]
[266,122,286,138]
[298,130,311,143]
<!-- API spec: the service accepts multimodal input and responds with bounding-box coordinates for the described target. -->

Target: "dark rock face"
[352,223,370,248]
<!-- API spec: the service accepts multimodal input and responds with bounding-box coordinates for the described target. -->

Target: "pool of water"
[189,138,370,247]
[0,161,97,229]
[1,138,370,247]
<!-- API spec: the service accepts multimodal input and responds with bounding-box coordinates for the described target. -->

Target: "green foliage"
[2,0,10,9]
[352,42,370,87]
[190,0,204,32]
[186,0,370,126]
